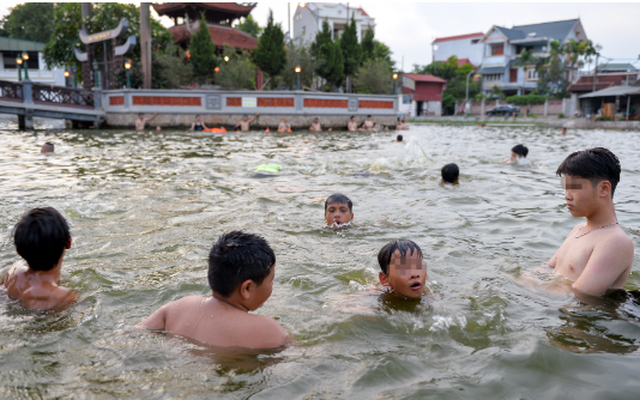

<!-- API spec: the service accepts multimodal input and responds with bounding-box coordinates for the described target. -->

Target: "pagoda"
[152,3,259,53]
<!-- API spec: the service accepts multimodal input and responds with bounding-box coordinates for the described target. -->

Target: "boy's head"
[351,116,355,121]
[511,144,528,158]
[396,134,403,142]
[314,117,319,123]
[377,240,427,299]
[138,113,144,119]
[556,147,621,199]
[13,207,71,271]
[208,231,276,309]
[324,193,354,226]
[367,115,372,120]
[441,163,459,184]
[41,142,54,153]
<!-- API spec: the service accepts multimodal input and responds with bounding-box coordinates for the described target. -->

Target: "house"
[0,37,65,86]
[399,73,446,117]
[476,18,587,96]
[293,3,375,45]
[152,3,259,53]
[431,32,484,66]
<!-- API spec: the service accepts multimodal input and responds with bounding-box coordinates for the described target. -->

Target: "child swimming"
[378,239,428,299]
[324,193,354,227]
[137,231,290,349]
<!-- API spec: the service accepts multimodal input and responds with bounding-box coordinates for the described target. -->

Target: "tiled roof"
[357,7,369,17]
[599,63,638,71]
[457,58,475,68]
[169,24,258,51]
[432,32,484,44]
[495,19,579,42]
[567,82,613,92]
[402,74,447,83]
[153,3,256,22]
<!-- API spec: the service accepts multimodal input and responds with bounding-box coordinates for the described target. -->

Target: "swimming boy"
[347,116,359,132]
[363,115,374,130]
[1,207,78,310]
[135,111,158,131]
[441,163,459,184]
[309,117,323,132]
[40,142,54,153]
[396,134,403,142]
[324,193,354,227]
[378,239,427,299]
[235,113,260,132]
[547,147,634,296]
[188,115,209,131]
[502,144,529,163]
[278,117,291,132]
[137,231,290,349]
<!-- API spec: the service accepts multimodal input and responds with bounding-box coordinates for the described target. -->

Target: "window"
[484,74,503,82]
[491,43,504,56]
[509,68,518,83]
[526,68,539,81]
[471,39,480,44]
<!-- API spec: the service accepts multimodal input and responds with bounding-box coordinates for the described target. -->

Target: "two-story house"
[293,3,375,45]
[431,32,484,66]
[476,18,587,96]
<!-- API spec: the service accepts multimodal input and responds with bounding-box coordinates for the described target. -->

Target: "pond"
[1,120,640,399]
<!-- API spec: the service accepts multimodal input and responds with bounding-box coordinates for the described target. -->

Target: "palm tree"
[512,49,538,96]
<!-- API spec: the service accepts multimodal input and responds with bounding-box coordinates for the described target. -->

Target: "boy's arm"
[188,122,195,131]
[136,305,167,330]
[144,111,158,123]
[572,234,634,296]
[248,112,260,124]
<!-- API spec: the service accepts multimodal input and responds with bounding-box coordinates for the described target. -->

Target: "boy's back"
[2,261,78,310]
[139,295,288,348]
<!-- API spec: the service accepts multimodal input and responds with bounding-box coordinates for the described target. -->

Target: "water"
[2,120,640,399]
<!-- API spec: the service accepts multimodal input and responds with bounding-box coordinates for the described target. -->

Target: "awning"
[476,65,507,74]
[0,37,45,52]
[579,85,640,98]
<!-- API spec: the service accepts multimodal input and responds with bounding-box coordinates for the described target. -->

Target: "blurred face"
[284,117,288,123]
[561,175,598,218]
[314,118,319,124]
[325,202,353,226]
[243,115,248,121]
[380,249,427,299]
[249,265,275,311]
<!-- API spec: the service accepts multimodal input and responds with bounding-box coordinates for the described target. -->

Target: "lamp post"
[72,65,77,88]
[21,51,29,80]
[124,59,132,88]
[93,59,99,88]
[64,70,70,87]
[224,55,229,63]
[16,56,23,81]
[295,64,301,91]
[465,69,474,115]
[392,73,398,94]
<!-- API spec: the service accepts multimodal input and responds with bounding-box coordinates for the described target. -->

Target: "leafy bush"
[529,114,538,118]
[505,94,548,105]
[353,58,393,94]
[215,45,256,90]
[558,113,565,119]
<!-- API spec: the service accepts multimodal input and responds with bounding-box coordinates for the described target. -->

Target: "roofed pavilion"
[152,3,259,52]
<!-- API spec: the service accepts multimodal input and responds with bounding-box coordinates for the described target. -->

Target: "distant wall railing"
[102,89,398,115]
[32,83,95,108]
[0,80,24,102]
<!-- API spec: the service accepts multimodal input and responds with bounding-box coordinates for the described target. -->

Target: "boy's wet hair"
[556,147,621,198]
[441,163,459,184]
[511,144,528,157]
[324,193,353,213]
[396,134,403,142]
[13,207,70,271]
[378,239,423,274]
[208,231,275,297]
[42,142,54,152]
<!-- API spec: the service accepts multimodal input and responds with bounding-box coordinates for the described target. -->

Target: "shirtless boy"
[309,117,323,132]
[347,116,359,132]
[188,115,209,131]
[547,147,634,296]
[278,117,291,132]
[363,115,374,131]
[235,113,260,132]
[378,239,428,299]
[502,144,528,164]
[441,163,459,184]
[137,231,290,349]
[324,193,354,227]
[135,111,158,131]
[1,207,78,310]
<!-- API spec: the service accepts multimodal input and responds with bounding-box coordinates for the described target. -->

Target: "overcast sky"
[2,1,639,72]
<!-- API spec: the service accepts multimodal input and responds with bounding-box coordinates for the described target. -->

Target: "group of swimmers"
[1,144,633,350]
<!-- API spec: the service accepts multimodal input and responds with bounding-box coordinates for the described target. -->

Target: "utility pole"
[140,3,152,89]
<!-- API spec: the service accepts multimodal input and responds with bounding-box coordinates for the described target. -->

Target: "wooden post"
[140,3,152,89]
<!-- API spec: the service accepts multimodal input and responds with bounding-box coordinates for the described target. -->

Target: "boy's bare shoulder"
[248,313,290,344]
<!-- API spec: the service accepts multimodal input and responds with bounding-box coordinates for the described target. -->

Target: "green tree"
[236,14,262,38]
[318,40,344,88]
[0,3,55,43]
[361,25,395,71]
[253,9,286,86]
[413,56,458,81]
[311,19,332,58]
[512,49,539,94]
[190,12,218,84]
[281,40,319,90]
[353,58,393,94]
[216,45,256,90]
[43,3,173,87]
[340,13,362,88]
[535,40,568,96]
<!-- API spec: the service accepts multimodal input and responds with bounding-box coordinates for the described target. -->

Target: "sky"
[1,1,639,73]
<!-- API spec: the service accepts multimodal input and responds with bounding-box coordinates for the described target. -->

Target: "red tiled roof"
[457,58,476,68]
[153,3,256,23]
[169,24,258,51]
[402,73,447,83]
[432,32,484,44]
[357,7,369,17]
[567,82,613,93]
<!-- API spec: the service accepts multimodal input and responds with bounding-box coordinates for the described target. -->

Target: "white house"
[476,18,588,96]
[0,37,65,86]
[431,32,484,66]
[293,3,375,45]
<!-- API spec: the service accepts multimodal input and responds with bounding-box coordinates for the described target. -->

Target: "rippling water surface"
[2,120,640,399]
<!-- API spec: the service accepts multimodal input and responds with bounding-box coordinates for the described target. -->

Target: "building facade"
[398,73,446,117]
[431,32,484,66]
[293,3,375,45]
[0,37,65,86]
[476,18,587,96]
